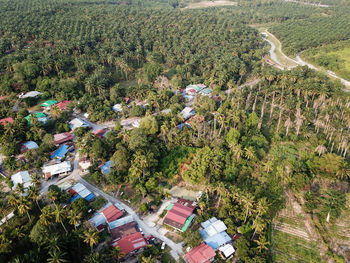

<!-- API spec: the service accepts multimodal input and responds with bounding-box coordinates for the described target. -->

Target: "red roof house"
[54,132,74,145]
[56,100,73,110]
[93,129,106,138]
[163,198,196,231]
[101,204,123,223]
[113,232,148,254]
[184,243,216,263]
[0,117,14,126]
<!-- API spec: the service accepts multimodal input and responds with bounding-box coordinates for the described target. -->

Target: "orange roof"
[0,117,14,125]
[101,204,123,223]
[184,243,216,263]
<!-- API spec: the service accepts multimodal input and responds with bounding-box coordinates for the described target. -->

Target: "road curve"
[263,31,350,89]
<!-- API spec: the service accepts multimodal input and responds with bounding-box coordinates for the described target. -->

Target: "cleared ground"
[183,1,237,9]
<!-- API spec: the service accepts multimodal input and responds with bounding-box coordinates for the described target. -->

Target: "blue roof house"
[101,160,113,174]
[50,144,69,159]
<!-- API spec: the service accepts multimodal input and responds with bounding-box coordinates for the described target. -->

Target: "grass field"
[272,230,323,263]
[302,41,350,81]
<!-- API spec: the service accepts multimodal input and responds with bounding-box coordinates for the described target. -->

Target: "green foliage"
[90,197,107,211]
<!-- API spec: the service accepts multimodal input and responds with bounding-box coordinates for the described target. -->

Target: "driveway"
[79,178,184,260]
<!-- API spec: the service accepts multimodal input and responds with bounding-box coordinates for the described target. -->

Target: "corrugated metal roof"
[50,144,69,159]
[101,204,123,223]
[113,232,147,254]
[109,215,134,230]
[184,243,215,263]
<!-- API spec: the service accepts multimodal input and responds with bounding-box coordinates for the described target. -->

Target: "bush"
[139,203,149,213]
[90,196,107,211]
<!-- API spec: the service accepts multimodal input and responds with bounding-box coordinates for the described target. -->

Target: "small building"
[89,203,126,231]
[111,221,139,242]
[69,118,89,130]
[41,100,58,108]
[113,232,148,255]
[21,141,39,153]
[50,144,69,159]
[109,215,134,230]
[199,88,212,96]
[0,117,14,126]
[120,117,141,130]
[112,104,123,113]
[183,243,216,263]
[56,100,73,111]
[42,161,71,180]
[25,112,48,124]
[200,217,232,250]
[69,183,95,203]
[185,84,206,95]
[163,198,196,232]
[93,129,107,138]
[54,132,74,145]
[11,171,32,189]
[19,91,42,99]
[101,160,113,174]
[180,107,195,120]
[101,203,123,223]
[219,244,235,259]
[79,157,91,173]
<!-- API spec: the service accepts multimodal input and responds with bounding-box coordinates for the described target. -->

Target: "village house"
[179,107,195,120]
[56,100,73,111]
[42,161,71,180]
[50,144,69,160]
[69,117,89,130]
[112,103,123,113]
[25,112,48,124]
[163,198,197,232]
[19,91,42,99]
[200,217,232,250]
[101,160,113,174]
[113,232,148,255]
[120,117,141,129]
[54,132,74,145]
[20,141,39,153]
[41,100,58,108]
[79,157,91,174]
[11,171,32,189]
[89,203,126,232]
[183,243,216,263]
[0,117,14,126]
[68,183,95,203]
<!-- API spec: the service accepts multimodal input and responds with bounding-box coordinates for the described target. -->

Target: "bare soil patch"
[183,1,237,9]
[165,231,183,243]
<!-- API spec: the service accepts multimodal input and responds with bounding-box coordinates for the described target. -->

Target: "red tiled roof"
[184,243,216,263]
[56,100,72,110]
[113,232,147,254]
[0,117,14,125]
[54,132,74,144]
[101,204,123,223]
[93,129,106,138]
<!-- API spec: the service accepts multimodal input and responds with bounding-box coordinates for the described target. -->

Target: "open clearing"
[183,1,237,9]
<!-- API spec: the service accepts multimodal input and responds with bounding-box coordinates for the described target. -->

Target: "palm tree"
[30,173,41,188]
[8,193,19,209]
[15,183,25,195]
[284,117,293,136]
[315,145,327,156]
[18,197,31,221]
[40,206,54,226]
[251,217,265,240]
[241,193,254,223]
[83,229,99,251]
[68,210,81,230]
[53,205,68,234]
[47,249,69,263]
[254,235,270,252]
[28,186,41,211]
[110,246,125,261]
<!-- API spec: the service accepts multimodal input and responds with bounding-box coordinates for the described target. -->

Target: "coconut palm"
[68,210,81,230]
[47,249,69,263]
[27,186,41,211]
[83,229,99,251]
[53,204,68,234]
[18,197,31,221]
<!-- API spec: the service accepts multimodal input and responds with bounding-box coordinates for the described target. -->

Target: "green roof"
[25,112,47,123]
[181,214,195,232]
[41,100,58,107]
[166,203,174,210]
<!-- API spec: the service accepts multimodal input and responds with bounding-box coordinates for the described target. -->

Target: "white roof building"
[42,161,71,178]
[201,217,228,237]
[180,107,195,120]
[69,118,89,130]
[11,171,32,189]
[219,244,235,258]
[112,104,123,112]
[19,91,42,99]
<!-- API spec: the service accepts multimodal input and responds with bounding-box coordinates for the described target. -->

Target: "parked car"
[161,242,166,250]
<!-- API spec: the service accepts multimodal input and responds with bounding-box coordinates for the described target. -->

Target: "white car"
[161,242,166,250]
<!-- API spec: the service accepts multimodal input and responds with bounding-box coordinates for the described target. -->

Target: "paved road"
[39,151,184,260]
[263,31,350,90]
[79,178,184,260]
[225,78,261,94]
